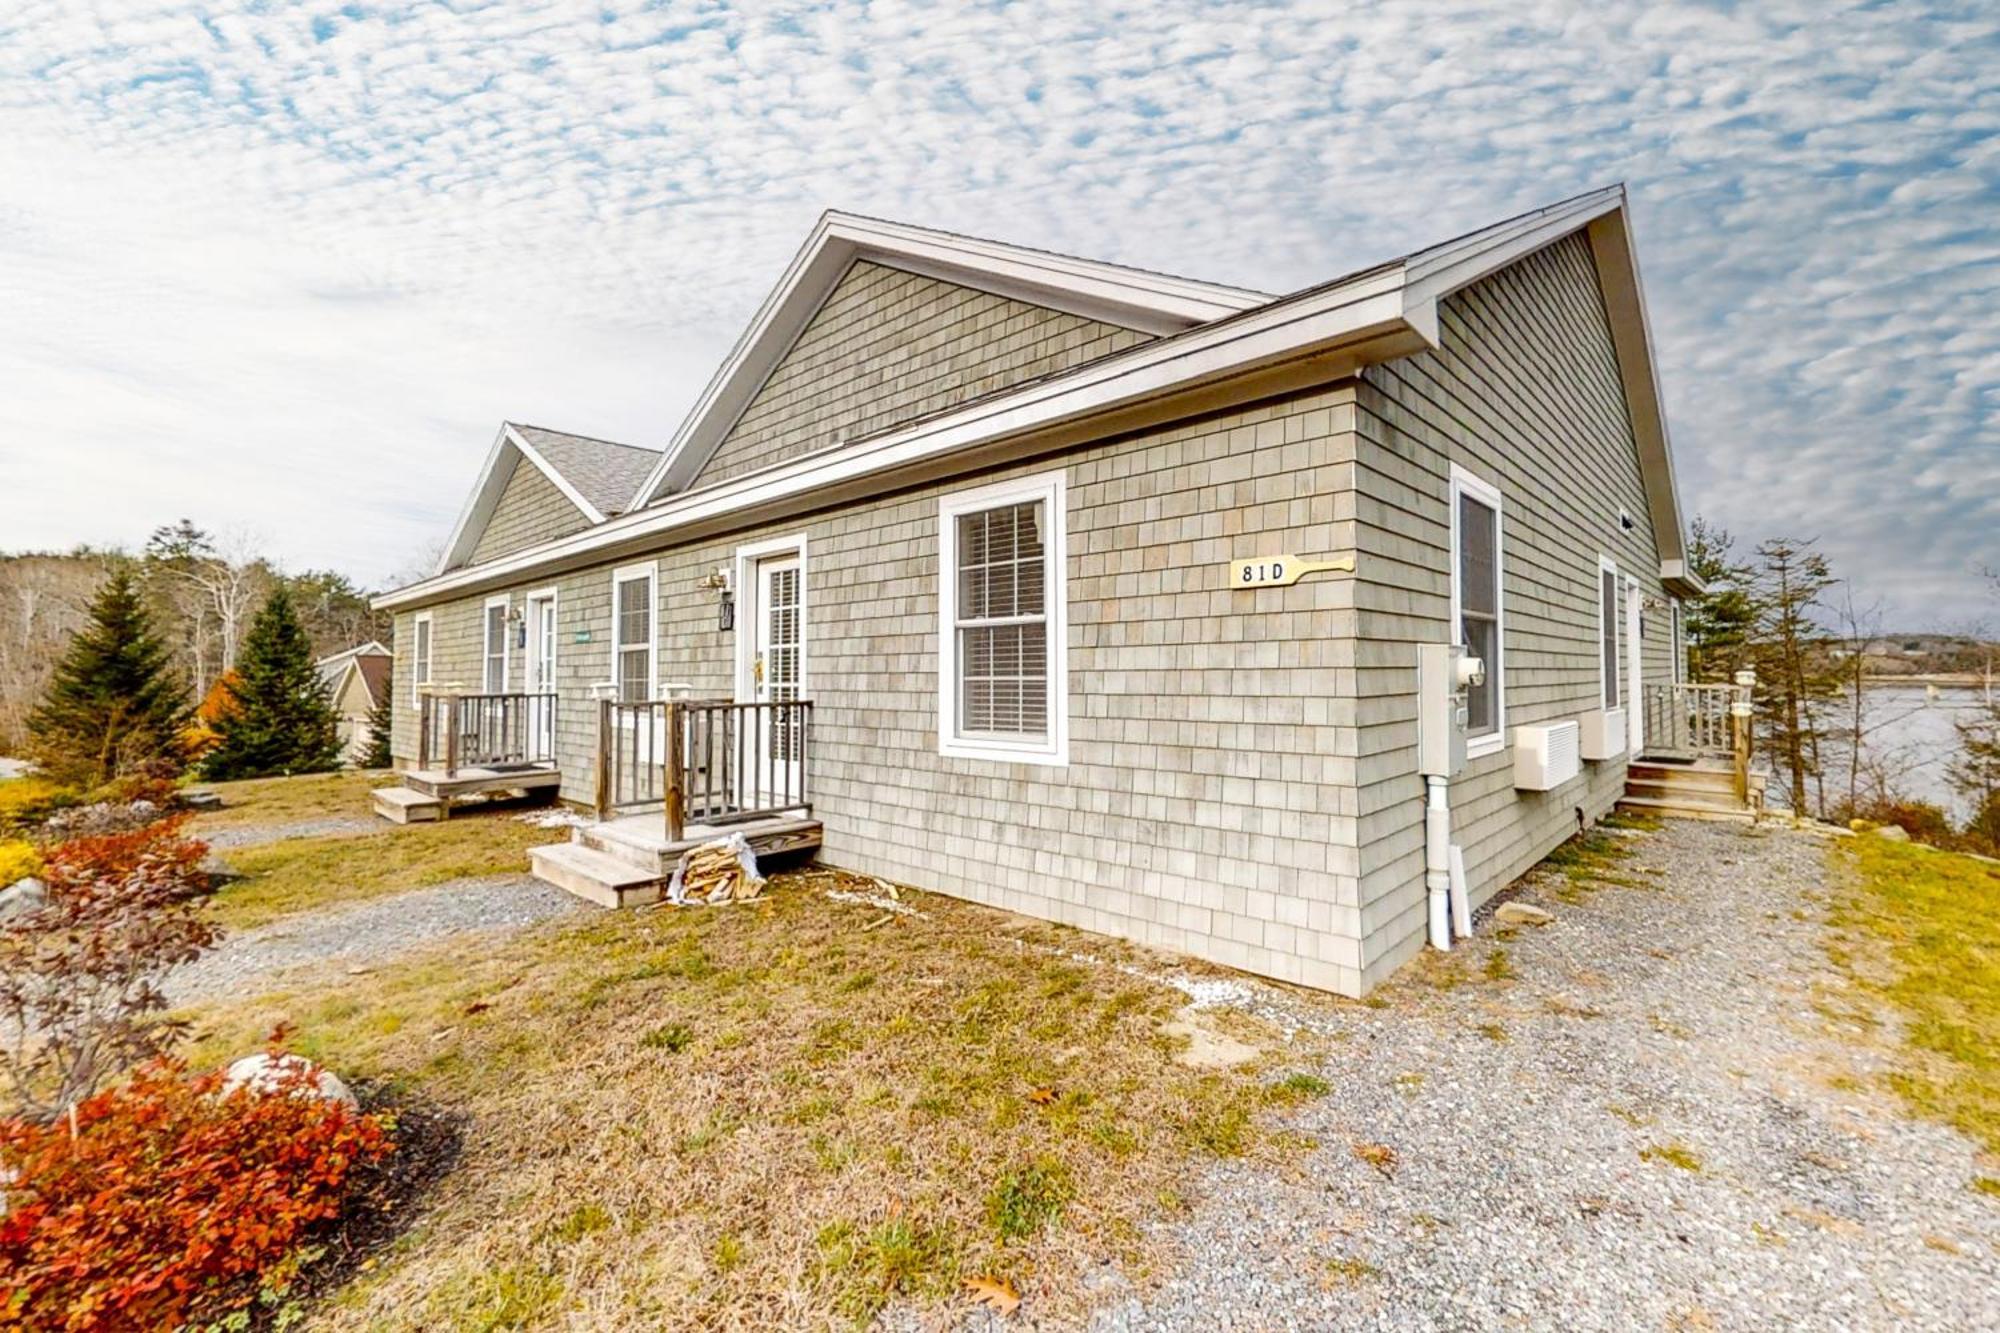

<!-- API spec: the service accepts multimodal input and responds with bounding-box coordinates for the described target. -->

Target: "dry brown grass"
[191,769,386,829]
[183,868,1315,1329]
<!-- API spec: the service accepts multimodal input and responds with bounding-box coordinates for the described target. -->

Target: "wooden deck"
[371,762,561,822]
[529,810,822,908]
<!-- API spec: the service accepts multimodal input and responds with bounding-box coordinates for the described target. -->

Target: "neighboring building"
[374,185,1708,996]
[317,642,392,765]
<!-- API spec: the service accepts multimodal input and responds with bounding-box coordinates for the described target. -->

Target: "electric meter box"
[1417,643,1481,779]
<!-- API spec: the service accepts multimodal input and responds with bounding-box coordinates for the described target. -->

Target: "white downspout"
[1426,774,1453,950]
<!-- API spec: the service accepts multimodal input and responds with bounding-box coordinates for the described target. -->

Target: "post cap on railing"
[1730,700,1753,717]
[1733,669,1757,689]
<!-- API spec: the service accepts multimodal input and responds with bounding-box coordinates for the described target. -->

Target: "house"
[316,642,392,765]
[372,184,1724,997]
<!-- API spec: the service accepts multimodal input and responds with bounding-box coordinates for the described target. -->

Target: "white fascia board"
[375,266,1421,613]
[632,211,1275,506]
[433,423,607,576]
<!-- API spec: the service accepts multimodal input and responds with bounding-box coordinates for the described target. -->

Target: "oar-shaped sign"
[1229,553,1357,588]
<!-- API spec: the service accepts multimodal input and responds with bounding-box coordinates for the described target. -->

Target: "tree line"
[8,521,397,786]
[1681,519,1998,852]
[0,522,391,756]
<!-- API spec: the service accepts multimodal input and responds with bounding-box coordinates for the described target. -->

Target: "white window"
[938,470,1068,765]
[1449,465,1503,756]
[410,612,432,706]
[1598,557,1621,708]
[1670,598,1685,683]
[610,562,657,704]
[483,596,510,694]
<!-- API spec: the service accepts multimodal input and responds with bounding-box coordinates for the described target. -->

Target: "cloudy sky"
[1,1,1993,624]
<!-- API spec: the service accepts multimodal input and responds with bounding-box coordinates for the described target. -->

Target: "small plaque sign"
[1230,553,1355,588]
[572,629,593,644]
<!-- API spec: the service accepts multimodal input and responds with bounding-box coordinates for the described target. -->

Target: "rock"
[0,877,47,921]
[222,1053,359,1110]
[1872,824,1911,842]
[182,790,223,810]
[1495,901,1555,927]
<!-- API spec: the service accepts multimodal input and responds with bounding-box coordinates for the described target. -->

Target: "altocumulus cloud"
[0,0,1992,620]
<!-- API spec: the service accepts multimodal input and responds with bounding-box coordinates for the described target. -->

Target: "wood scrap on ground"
[667,836,765,906]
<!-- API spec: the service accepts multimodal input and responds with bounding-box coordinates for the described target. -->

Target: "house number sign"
[1230,553,1356,588]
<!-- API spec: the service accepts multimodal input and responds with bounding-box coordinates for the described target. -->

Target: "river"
[1773,683,1993,823]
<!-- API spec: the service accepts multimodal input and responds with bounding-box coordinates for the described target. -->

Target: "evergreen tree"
[361,663,395,769]
[1748,537,1840,818]
[200,587,343,780]
[27,566,190,786]
[1683,517,1759,681]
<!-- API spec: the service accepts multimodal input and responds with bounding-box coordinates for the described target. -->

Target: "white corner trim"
[1449,463,1505,759]
[936,469,1069,767]
[732,533,809,704]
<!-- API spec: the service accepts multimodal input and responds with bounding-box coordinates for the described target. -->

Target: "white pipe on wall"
[1426,774,1453,950]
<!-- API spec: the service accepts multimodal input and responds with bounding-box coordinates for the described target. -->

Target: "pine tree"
[1748,537,1840,818]
[1683,517,1759,681]
[361,663,395,769]
[200,587,343,781]
[27,566,190,786]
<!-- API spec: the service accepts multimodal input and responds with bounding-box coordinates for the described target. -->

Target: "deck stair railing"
[1639,671,1757,806]
[418,691,557,777]
[595,697,813,839]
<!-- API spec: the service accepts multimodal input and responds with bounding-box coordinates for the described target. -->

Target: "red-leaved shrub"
[0,1056,392,1332]
[0,815,215,1121]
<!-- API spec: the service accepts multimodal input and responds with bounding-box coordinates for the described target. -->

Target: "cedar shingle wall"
[690,261,1152,488]
[469,457,591,565]
[395,385,1372,994]
[1350,230,1673,988]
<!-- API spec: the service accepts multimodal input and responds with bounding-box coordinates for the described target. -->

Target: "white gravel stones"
[1087,820,2000,1332]
[169,874,583,1004]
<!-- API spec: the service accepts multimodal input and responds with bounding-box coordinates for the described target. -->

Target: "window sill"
[938,737,1069,768]
[1467,734,1506,761]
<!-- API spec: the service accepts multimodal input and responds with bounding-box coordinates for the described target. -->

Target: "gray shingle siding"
[469,457,592,565]
[689,261,1153,489]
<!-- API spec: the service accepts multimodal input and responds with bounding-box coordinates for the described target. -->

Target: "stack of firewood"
[674,839,764,904]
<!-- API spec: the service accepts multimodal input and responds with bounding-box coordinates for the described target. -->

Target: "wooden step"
[1617,794,1756,824]
[372,786,443,824]
[528,843,664,909]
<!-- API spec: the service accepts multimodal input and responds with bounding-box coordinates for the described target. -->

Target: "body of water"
[1776,683,1992,822]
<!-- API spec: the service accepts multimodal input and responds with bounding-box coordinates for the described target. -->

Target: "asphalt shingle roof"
[512,424,661,517]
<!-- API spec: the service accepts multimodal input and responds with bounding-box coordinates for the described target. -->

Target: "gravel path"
[201,816,383,850]
[171,874,585,1005]
[1088,820,1999,1332]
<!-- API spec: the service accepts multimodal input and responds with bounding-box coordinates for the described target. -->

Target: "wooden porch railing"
[417,692,557,778]
[1640,674,1757,805]
[594,698,813,840]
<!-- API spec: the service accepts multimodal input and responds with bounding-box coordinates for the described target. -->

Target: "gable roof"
[632,211,1274,503]
[436,422,663,574]
[316,641,392,710]
[382,185,1695,610]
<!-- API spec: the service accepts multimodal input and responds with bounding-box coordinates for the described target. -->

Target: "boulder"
[1872,824,1911,842]
[1495,901,1555,928]
[222,1053,359,1110]
[0,877,47,921]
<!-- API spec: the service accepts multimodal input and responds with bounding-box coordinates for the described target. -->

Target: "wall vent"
[1513,721,1582,791]
[1579,708,1627,761]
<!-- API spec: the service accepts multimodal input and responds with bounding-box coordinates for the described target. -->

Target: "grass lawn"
[182,873,1320,1329]
[190,769,390,829]
[1834,837,2000,1159]
[209,819,571,930]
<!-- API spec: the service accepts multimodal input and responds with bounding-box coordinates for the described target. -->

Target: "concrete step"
[1616,794,1756,824]
[528,842,664,909]
[372,786,443,824]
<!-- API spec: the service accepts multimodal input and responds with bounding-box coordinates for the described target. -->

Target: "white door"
[1626,581,1645,756]
[750,556,804,805]
[525,594,557,761]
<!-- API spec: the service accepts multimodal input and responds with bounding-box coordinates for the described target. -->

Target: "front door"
[1626,581,1645,756]
[750,555,804,805]
[525,593,557,761]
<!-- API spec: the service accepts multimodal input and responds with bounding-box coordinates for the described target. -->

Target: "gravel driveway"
[171,874,585,1005]
[1091,820,1999,1332]
[200,816,384,850]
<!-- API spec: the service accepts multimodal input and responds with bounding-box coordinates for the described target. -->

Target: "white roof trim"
[632,211,1273,504]
[436,422,608,574]
[315,640,390,667]
[381,188,1691,614]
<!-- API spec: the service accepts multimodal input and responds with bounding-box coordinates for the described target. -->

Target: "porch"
[1623,678,1766,821]
[530,696,822,906]
[372,691,562,822]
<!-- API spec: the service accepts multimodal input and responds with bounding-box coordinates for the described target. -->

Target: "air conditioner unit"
[1578,707,1627,761]
[1513,721,1581,791]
